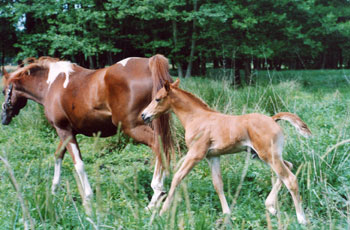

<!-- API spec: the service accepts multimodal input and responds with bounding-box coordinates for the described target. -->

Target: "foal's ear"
[164,80,171,92]
[172,78,180,88]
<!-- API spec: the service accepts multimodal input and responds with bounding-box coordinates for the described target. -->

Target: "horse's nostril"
[141,113,145,119]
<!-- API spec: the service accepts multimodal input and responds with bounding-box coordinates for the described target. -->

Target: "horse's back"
[104,57,153,124]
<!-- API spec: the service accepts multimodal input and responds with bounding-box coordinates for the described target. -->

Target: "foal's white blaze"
[117,57,140,67]
[70,143,93,199]
[47,61,74,88]
[52,158,62,193]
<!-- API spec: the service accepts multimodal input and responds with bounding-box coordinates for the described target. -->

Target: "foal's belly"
[207,142,247,157]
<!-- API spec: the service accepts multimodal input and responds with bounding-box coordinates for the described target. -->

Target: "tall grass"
[0,69,349,229]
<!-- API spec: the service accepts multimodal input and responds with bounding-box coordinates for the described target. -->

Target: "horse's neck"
[19,76,48,104]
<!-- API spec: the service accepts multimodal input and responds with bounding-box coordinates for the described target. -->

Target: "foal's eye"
[155,98,161,102]
[2,89,5,96]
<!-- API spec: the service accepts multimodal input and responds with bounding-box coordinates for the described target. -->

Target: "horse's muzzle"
[1,113,11,125]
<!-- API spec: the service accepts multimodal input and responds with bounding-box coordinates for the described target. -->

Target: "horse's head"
[142,78,180,124]
[1,67,28,125]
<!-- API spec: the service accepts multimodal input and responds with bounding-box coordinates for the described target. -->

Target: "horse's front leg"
[123,124,167,209]
[51,140,66,194]
[147,158,166,210]
[56,128,93,202]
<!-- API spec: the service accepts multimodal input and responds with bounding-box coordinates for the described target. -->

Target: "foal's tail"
[272,112,312,138]
[149,54,173,170]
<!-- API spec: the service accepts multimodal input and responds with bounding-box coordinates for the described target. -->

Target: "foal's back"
[204,112,282,156]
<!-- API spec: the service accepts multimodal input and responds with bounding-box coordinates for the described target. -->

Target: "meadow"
[0,69,350,229]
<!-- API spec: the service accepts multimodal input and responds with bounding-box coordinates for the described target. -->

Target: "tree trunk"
[233,58,242,87]
[172,20,183,78]
[88,56,94,69]
[244,59,253,85]
[200,51,206,76]
[185,0,197,78]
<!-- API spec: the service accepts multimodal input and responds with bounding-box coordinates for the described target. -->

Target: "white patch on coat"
[51,158,62,193]
[70,143,93,199]
[117,57,140,67]
[47,61,74,88]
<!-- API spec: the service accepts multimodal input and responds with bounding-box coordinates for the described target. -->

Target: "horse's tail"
[272,112,312,138]
[149,54,173,171]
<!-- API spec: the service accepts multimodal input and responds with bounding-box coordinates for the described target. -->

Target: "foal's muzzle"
[141,113,153,124]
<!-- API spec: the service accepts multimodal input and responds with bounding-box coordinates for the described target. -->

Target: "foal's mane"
[10,57,66,80]
[174,87,215,112]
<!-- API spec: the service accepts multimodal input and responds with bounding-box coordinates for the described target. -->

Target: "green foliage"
[1,0,350,70]
[1,69,349,229]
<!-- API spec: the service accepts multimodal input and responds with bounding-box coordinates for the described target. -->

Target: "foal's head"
[1,67,29,125]
[142,78,180,124]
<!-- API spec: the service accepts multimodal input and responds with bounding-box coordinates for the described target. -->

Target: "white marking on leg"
[70,143,93,200]
[47,61,74,88]
[147,159,166,209]
[52,158,62,194]
[117,57,140,67]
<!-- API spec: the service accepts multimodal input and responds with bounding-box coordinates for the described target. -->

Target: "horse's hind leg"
[265,160,293,215]
[268,158,306,224]
[208,156,230,214]
[52,140,66,194]
[123,125,166,209]
[56,128,93,203]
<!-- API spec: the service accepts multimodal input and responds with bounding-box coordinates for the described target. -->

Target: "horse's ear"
[164,80,170,92]
[2,66,9,79]
[172,78,180,88]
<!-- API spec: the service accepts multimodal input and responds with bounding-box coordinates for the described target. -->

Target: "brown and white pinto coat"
[142,79,311,224]
[1,55,172,208]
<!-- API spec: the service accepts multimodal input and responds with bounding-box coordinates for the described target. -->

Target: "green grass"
[1,69,350,229]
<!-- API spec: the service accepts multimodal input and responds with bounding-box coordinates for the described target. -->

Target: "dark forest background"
[1,0,350,83]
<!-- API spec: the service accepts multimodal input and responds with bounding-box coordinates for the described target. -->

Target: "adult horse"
[1,55,172,208]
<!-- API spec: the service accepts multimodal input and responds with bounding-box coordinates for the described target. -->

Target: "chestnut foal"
[142,79,311,224]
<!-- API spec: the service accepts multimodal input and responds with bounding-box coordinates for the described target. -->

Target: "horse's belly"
[71,113,117,137]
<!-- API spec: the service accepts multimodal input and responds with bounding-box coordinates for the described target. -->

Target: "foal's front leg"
[160,143,208,215]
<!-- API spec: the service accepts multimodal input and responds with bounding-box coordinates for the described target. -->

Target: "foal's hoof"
[297,213,307,225]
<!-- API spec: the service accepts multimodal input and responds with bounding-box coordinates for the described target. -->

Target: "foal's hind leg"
[52,140,66,194]
[265,160,293,215]
[208,156,230,214]
[268,158,306,224]
[123,125,166,209]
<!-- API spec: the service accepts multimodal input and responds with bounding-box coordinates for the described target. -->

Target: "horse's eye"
[155,98,161,102]
[2,89,5,96]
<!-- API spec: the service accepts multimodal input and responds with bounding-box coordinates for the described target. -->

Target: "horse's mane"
[174,87,215,112]
[10,56,67,80]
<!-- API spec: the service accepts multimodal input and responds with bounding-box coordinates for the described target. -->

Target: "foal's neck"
[170,89,214,128]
